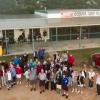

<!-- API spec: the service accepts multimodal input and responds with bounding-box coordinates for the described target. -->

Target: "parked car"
[91,53,100,69]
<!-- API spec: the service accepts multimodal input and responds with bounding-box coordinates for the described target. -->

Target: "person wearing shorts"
[16,64,22,85]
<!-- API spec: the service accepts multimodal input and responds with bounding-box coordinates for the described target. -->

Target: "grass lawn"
[0,48,100,65]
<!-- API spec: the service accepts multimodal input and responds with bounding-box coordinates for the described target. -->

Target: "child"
[72,70,78,93]
[77,71,84,94]
[61,74,69,98]
[6,69,12,90]
[24,68,30,87]
[88,69,95,87]
[29,68,37,91]
[16,64,22,85]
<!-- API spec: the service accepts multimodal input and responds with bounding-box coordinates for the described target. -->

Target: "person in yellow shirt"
[0,46,2,56]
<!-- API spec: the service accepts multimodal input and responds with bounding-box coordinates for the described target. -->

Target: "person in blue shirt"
[12,56,20,65]
[38,48,45,60]
[33,49,38,60]
[61,74,69,98]
[9,64,16,85]
[27,59,34,69]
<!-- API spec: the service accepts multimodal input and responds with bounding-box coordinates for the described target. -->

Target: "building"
[0,9,100,55]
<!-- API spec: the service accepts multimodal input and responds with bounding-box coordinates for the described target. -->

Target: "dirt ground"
[0,81,100,100]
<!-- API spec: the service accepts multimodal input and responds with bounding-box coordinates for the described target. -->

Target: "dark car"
[91,53,100,69]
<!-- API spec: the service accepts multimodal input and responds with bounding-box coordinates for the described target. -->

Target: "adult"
[38,48,45,60]
[9,63,16,85]
[43,30,47,43]
[27,59,34,69]
[96,72,100,95]
[36,61,43,75]
[0,67,3,89]
[88,69,95,87]
[38,69,47,94]
[29,68,37,91]
[12,56,20,65]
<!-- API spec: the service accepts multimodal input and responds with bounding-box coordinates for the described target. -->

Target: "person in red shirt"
[36,62,43,75]
[67,52,75,68]
[16,64,22,85]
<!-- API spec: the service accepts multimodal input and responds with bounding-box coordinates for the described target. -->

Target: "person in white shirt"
[24,68,30,87]
[6,69,12,90]
[88,69,95,87]
[96,72,100,95]
[38,69,47,94]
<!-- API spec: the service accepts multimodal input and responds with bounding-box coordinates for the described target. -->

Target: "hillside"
[0,0,100,14]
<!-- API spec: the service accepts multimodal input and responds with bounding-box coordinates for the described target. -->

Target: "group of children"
[0,50,99,99]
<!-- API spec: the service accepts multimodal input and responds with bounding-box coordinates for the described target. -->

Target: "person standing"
[0,67,3,89]
[88,69,95,87]
[16,64,22,85]
[50,71,56,91]
[6,69,12,90]
[77,71,84,94]
[29,68,37,91]
[72,70,78,93]
[24,68,30,87]
[27,59,34,69]
[9,64,16,85]
[1,66,6,86]
[43,30,47,43]
[38,69,47,94]
[96,72,100,95]
[12,56,20,65]
[61,74,69,98]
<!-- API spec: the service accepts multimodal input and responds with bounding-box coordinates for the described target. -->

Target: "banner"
[60,10,100,18]
[48,10,100,18]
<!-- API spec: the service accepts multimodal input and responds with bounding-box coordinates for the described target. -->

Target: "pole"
[56,27,58,42]
[32,29,35,52]
[79,26,82,48]
[70,27,72,40]
[5,30,8,54]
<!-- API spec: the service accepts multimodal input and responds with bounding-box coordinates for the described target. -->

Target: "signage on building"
[48,10,100,18]
[60,10,100,18]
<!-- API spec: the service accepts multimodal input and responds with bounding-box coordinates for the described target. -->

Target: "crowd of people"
[0,50,100,99]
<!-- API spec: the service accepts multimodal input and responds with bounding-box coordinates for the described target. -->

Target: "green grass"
[0,48,100,65]
[58,48,100,65]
